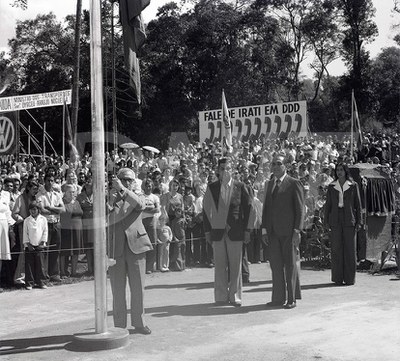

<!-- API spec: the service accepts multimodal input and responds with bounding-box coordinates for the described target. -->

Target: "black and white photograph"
[0,1,399,360]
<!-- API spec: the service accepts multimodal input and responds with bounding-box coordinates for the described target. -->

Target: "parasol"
[142,145,160,154]
[120,142,140,149]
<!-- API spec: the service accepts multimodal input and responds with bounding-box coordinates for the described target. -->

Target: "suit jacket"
[203,179,252,242]
[262,174,304,237]
[324,180,362,228]
[109,189,153,257]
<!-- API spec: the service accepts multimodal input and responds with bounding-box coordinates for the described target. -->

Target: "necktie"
[272,179,280,198]
[222,183,229,203]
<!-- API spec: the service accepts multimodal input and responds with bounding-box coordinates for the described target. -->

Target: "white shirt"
[37,189,64,223]
[333,180,351,208]
[220,178,233,203]
[23,214,48,246]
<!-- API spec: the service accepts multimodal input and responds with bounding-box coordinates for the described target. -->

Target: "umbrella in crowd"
[120,142,140,149]
[142,145,160,154]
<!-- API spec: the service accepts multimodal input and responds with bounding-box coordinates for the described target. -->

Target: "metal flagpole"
[62,100,65,162]
[111,1,118,152]
[43,122,46,159]
[351,90,354,160]
[90,0,107,335]
[28,125,31,156]
[72,0,128,351]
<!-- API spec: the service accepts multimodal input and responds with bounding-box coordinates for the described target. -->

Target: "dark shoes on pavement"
[134,326,151,335]
[283,302,296,309]
[266,301,296,309]
[214,300,242,307]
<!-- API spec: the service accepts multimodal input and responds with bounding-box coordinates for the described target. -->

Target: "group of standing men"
[108,154,304,335]
[109,151,362,332]
[203,153,304,309]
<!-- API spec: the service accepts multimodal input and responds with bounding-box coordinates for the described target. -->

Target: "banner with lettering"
[198,100,308,143]
[0,89,72,112]
[0,111,18,156]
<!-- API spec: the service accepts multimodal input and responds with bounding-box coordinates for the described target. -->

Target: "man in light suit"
[203,158,252,307]
[262,153,304,309]
[108,168,153,334]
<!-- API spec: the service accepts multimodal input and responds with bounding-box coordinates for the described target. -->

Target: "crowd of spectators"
[1,130,400,291]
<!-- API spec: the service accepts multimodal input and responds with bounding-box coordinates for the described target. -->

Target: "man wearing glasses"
[108,168,153,334]
[203,158,252,307]
[261,153,304,309]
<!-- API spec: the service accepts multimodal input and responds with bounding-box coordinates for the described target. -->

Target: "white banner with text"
[198,100,308,143]
[0,89,72,112]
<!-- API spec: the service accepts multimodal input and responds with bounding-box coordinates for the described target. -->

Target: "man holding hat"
[108,168,153,334]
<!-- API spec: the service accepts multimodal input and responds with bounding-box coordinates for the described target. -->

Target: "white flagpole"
[73,0,128,350]
[89,0,108,335]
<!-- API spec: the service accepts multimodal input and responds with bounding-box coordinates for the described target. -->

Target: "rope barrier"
[5,236,209,256]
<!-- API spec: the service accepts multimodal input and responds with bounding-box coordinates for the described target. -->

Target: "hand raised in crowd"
[111,177,124,192]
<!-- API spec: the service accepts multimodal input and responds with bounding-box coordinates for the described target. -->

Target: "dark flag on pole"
[63,100,79,163]
[119,0,150,104]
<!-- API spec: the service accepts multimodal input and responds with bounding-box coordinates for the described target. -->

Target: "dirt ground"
[1,263,399,361]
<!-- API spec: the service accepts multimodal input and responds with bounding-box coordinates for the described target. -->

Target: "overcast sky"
[0,0,399,77]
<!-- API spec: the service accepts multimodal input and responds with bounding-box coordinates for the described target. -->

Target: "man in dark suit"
[203,158,252,307]
[108,168,153,334]
[262,153,304,309]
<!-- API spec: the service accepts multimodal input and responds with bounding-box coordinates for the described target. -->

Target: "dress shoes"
[266,301,284,308]
[50,275,62,283]
[229,301,242,307]
[283,302,296,309]
[134,326,152,335]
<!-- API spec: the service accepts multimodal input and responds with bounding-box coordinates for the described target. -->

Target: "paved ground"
[1,263,399,361]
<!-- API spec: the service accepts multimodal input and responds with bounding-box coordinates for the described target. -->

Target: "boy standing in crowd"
[23,201,48,290]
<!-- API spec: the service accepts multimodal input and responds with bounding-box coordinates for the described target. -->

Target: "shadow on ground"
[0,335,73,356]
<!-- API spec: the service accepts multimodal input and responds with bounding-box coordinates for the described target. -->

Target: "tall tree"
[370,47,400,125]
[335,0,377,92]
[302,0,341,102]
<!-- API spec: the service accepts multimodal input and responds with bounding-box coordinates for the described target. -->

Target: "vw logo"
[0,115,16,153]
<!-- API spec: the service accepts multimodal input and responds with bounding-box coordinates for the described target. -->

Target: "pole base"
[69,327,129,352]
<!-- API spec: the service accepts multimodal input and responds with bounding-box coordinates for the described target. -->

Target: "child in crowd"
[169,207,186,271]
[157,216,172,272]
[23,201,48,290]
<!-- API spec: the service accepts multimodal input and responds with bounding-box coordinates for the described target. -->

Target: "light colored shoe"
[25,285,33,290]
